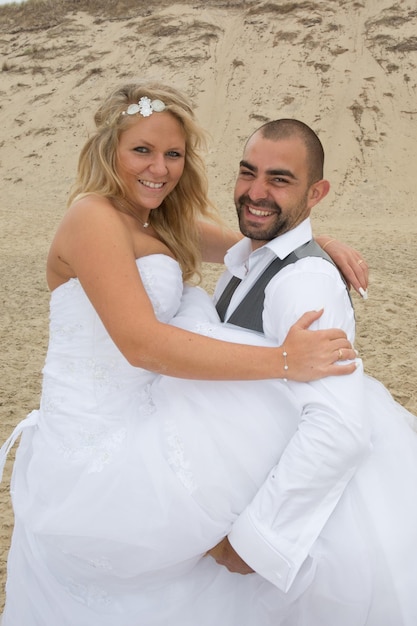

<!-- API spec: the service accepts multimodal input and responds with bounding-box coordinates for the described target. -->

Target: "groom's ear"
[308,179,330,208]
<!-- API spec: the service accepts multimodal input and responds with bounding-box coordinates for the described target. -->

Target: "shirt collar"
[224,218,313,278]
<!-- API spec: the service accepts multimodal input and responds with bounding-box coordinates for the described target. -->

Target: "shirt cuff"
[228,508,295,592]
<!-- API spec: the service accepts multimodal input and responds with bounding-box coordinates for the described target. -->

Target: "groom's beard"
[235,195,288,241]
[235,193,309,241]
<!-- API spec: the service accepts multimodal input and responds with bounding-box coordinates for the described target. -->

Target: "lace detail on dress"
[82,358,124,391]
[60,427,127,474]
[62,358,124,392]
[66,578,113,608]
[139,264,163,318]
[50,321,84,340]
[50,280,84,339]
[135,383,156,417]
[72,554,114,572]
[41,390,63,414]
[164,419,196,493]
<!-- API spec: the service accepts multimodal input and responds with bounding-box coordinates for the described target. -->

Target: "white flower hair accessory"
[123,96,166,118]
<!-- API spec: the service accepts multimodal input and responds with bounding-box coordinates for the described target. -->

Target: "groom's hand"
[206,537,254,575]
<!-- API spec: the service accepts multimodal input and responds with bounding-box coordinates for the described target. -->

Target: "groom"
[208,119,370,593]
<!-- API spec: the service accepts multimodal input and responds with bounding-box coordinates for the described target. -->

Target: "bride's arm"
[315,234,369,296]
[198,221,242,263]
[48,198,356,383]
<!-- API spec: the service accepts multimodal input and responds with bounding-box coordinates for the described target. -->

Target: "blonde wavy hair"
[68,81,223,282]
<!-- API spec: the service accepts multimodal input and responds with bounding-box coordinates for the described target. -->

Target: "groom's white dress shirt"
[213,218,371,593]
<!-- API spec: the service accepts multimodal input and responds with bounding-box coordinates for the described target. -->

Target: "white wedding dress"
[1,253,417,625]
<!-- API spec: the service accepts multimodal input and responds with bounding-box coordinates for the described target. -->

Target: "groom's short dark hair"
[253,119,325,184]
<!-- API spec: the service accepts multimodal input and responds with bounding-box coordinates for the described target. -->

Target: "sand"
[0,0,416,609]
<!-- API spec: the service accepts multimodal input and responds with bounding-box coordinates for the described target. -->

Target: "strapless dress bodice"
[48,254,183,358]
[39,255,184,429]
[48,254,181,368]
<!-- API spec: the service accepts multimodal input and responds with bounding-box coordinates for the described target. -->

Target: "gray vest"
[215,239,351,334]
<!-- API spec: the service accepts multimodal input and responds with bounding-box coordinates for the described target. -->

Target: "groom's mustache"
[237,195,281,214]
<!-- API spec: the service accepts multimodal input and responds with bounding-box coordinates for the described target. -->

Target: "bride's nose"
[149,153,168,176]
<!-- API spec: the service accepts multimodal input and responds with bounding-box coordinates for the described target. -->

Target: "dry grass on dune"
[0,0,249,33]
[0,0,170,34]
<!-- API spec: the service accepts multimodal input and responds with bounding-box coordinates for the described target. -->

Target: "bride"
[1,81,415,626]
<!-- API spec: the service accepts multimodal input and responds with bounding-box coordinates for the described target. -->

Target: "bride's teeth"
[141,180,164,189]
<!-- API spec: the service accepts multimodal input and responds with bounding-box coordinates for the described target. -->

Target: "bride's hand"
[281,309,358,382]
[315,236,369,297]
